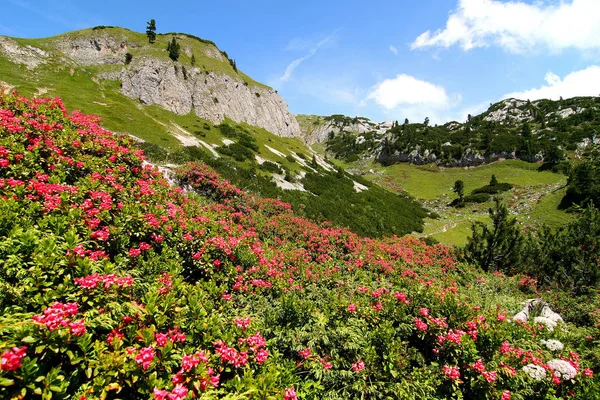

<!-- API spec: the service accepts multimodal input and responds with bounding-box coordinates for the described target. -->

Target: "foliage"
[453,180,464,202]
[521,204,600,295]
[124,52,133,65]
[146,19,156,43]
[1,95,600,400]
[166,37,181,62]
[462,199,523,272]
[561,144,600,209]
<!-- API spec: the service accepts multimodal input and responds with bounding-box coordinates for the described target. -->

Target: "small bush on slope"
[0,93,599,399]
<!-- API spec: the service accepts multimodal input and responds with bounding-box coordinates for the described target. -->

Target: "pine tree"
[463,199,523,272]
[167,37,180,62]
[453,180,464,202]
[146,19,156,44]
[191,54,196,66]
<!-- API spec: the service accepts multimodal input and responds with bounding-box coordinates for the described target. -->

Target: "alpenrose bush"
[0,92,599,399]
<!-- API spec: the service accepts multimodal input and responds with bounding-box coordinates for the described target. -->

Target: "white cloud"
[503,65,600,100]
[365,74,464,124]
[411,0,600,53]
[389,45,398,55]
[367,74,451,110]
[277,29,340,84]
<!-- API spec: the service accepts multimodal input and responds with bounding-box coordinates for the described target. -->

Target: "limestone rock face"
[121,58,301,138]
[0,37,48,69]
[300,117,392,144]
[53,34,134,66]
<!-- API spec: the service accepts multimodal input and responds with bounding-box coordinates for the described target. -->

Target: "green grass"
[370,160,561,200]
[365,159,572,246]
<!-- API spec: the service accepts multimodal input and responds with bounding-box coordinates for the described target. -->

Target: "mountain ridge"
[0,27,302,139]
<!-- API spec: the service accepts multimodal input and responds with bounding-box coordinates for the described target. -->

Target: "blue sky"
[2,0,600,124]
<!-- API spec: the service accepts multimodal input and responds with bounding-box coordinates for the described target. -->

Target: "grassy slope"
[362,159,572,246]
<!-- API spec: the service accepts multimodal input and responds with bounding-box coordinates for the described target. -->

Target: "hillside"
[1,93,599,399]
[0,27,429,238]
[301,96,600,168]
[298,97,600,244]
[0,26,300,139]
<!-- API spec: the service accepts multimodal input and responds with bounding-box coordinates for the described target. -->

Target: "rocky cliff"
[121,58,300,138]
[296,114,392,144]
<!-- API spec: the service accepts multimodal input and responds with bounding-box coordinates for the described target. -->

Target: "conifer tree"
[146,19,156,43]
[463,199,523,272]
[453,180,464,202]
[167,37,180,61]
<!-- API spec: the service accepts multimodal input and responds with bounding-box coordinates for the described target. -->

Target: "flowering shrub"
[0,93,599,398]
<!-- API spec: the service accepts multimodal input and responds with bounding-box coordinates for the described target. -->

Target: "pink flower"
[171,384,188,399]
[419,308,430,317]
[443,365,461,381]
[135,346,155,370]
[482,370,497,383]
[299,347,311,359]
[471,359,486,373]
[129,248,141,257]
[500,390,511,400]
[352,359,365,373]
[255,348,269,364]
[414,317,428,331]
[155,333,168,347]
[1,346,27,371]
[69,319,86,336]
[393,291,410,305]
[284,387,297,400]
[153,388,169,400]
[347,304,357,313]
[584,368,594,377]
[235,317,251,330]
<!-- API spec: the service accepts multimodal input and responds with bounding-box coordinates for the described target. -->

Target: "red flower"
[299,347,311,359]
[443,365,461,381]
[135,346,155,370]
[352,359,365,373]
[129,248,141,257]
[1,346,27,371]
[500,390,511,400]
[284,387,297,400]
[414,317,428,331]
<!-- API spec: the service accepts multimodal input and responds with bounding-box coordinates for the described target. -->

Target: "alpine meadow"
[1,1,600,399]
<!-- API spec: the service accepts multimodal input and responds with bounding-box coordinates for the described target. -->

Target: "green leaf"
[21,335,37,344]
[0,377,15,386]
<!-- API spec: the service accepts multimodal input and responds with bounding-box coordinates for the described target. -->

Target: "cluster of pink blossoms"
[214,332,269,368]
[470,359,497,383]
[352,359,365,373]
[134,346,155,370]
[157,272,173,294]
[443,365,461,381]
[283,387,298,400]
[74,273,133,289]
[1,346,27,371]
[153,384,188,400]
[154,328,186,347]
[32,302,85,336]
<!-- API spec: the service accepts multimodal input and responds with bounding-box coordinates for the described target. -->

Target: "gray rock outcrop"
[53,33,134,66]
[120,58,301,138]
[300,117,392,144]
[0,37,48,69]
